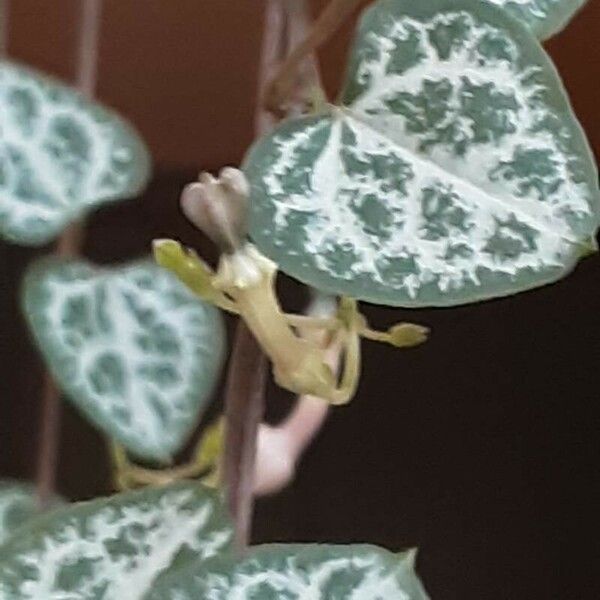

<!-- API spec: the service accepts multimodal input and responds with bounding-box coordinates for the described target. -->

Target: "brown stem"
[223,0,326,550]
[223,324,268,551]
[0,0,8,57]
[35,0,103,510]
[255,0,287,135]
[35,377,62,509]
[222,0,287,553]
[77,0,103,100]
[265,0,364,113]
[284,0,325,116]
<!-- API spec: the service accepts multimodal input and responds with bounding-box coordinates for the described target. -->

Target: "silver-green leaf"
[146,544,428,599]
[0,482,233,600]
[0,61,150,246]
[244,0,599,307]
[0,481,62,547]
[482,0,588,40]
[22,259,226,460]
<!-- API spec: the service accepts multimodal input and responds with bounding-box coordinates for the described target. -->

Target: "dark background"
[1,1,599,598]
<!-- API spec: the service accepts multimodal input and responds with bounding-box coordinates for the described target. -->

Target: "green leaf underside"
[0,482,62,547]
[146,544,429,600]
[0,61,150,246]
[0,483,233,600]
[483,0,588,40]
[245,0,599,307]
[23,259,226,460]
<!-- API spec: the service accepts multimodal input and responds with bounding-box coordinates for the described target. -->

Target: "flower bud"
[387,323,429,348]
[181,167,249,253]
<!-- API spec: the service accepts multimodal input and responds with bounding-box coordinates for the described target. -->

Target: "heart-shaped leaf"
[146,544,429,599]
[0,481,62,546]
[22,259,226,460]
[483,0,588,40]
[0,61,150,246]
[0,482,233,599]
[244,0,599,307]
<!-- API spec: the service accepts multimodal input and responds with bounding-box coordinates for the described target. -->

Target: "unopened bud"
[387,323,429,348]
[181,167,249,253]
[253,424,295,496]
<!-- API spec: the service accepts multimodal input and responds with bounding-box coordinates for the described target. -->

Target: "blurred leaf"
[0,60,150,246]
[22,259,226,461]
[0,481,62,546]
[483,0,588,40]
[146,544,429,599]
[244,0,599,307]
[0,482,232,599]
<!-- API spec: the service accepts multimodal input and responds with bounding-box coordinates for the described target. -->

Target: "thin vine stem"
[222,0,287,553]
[285,0,325,112]
[223,0,326,552]
[265,0,364,112]
[76,0,103,100]
[223,324,268,551]
[35,0,103,509]
[255,0,288,135]
[0,0,8,57]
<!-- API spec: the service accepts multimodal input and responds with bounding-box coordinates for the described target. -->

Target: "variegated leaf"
[244,0,599,307]
[0,483,233,599]
[483,0,588,40]
[0,61,150,246]
[0,482,62,546]
[22,259,226,461]
[146,544,428,600]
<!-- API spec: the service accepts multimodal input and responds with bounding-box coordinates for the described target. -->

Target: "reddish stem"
[223,0,326,550]
[76,0,103,99]
[0,0,8,57]
[223,324,268,551]
[265,0,363,112]
[223,0,286,553]
[284,0,325,115]
[255,0,287,135]
[35,0,103,509]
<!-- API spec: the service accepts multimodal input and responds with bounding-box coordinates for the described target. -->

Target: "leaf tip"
[402,547,419,569]
[579,235,599,258]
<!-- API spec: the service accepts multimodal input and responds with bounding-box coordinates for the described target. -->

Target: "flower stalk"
[155,235,428,406]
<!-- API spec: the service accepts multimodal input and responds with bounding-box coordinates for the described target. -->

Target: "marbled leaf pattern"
[0,61,150,245]
[0,482,62,547]
[482,0,588,39]
[0,483,233,600]
[245,0,599,307]
[22,259,226,460]
[146,544,429,600]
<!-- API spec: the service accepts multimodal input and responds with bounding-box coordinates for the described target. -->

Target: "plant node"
[155,237,429,404]
[154,169,429,405]
[111,419,223,490]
